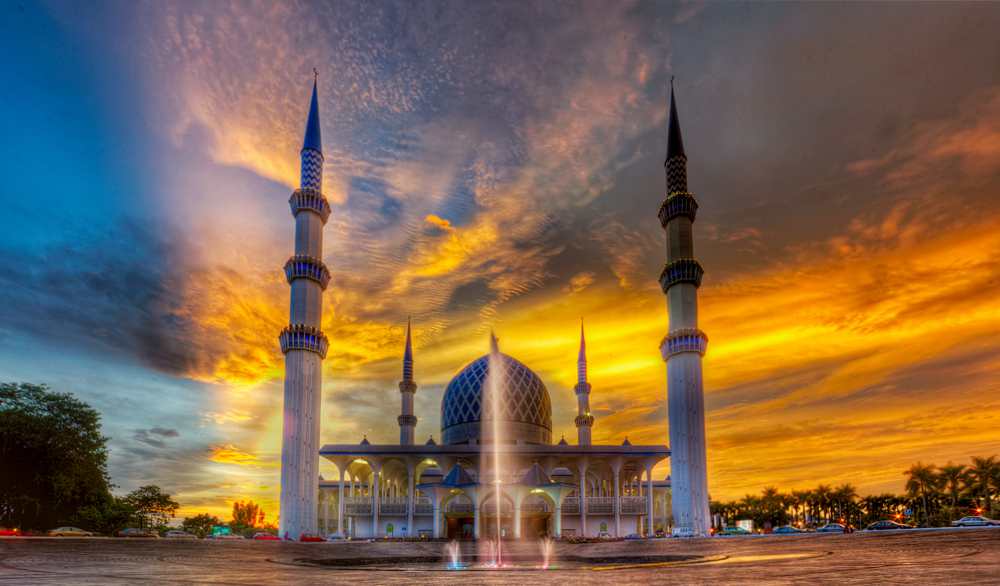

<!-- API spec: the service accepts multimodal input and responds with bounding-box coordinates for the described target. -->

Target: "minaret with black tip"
[658,80,710,537]
[398,318,418,445]
[574,320,594,446]
[278,73,331,541]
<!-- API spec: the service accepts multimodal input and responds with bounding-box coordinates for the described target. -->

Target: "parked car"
[653,528,666,538]
[865,520,914,531]
[717,526,751,536]
[253,533,281,541]
[299,533,325,542]
[48,527,94,537]
[208,533,245,540]
[164,530,198,539]
[117,528,159,538]
[816,523,846,533]
[773,525,803,534]
[952,516,998,527]
[0,528,20,537]
[325,533,346,541]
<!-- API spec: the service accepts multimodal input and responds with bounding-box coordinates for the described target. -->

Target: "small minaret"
[574,320,594,446]
[278,74,331,540]
[658,80,710,537]
[398,318,418,445]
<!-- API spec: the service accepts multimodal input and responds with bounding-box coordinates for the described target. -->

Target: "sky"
[1,0,999,521]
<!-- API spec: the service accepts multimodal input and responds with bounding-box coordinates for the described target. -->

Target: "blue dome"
[441,353,552,445]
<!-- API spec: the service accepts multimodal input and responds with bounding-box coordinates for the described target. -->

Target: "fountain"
[444,540,465,570]
[539,537,555,569]
[487,331,504,568]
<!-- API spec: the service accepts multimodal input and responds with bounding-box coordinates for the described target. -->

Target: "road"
[1,527,998,584]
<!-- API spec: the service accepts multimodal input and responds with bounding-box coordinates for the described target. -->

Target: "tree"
[0,383,112,530]
[72,496,135,536]
[182,513,222,538]
[937,463,966,508]
[967,456,998,514]
[123,485,179,531]
[231,500,264,528]
[905,462,940,526]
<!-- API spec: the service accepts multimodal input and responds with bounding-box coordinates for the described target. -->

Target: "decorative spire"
[577,318,587,385]
[402,317,413,381]
[302,75,322,154]
[667,77,685,161]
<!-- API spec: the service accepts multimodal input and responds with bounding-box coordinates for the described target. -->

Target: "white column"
[372,467,381,537]
[337,466,346,536]
[613,465,622,537]
[513,499,522,539]
[554,503,562,537]
[645,465,654,536]
[578,462,588,537]
[407,462,415,537]
[432,496,442,539]
[323,491,330,534]
[473,503,481,539]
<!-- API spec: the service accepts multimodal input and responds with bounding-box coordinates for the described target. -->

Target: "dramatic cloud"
[3,1,998,519]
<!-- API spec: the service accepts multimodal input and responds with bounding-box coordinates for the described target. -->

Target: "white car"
[951,516,998,527]
[164,530,198,539]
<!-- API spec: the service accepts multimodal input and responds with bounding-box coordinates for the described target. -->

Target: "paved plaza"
[1,528,998,584]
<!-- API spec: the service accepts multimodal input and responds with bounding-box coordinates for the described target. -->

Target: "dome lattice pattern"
[441,353,552,445]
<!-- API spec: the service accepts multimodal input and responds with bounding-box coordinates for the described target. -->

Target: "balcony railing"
[379,496,408,516]
[343,496,650,517]
[344,496,371,516]
[620,496,646,514]
[587,496,615,515]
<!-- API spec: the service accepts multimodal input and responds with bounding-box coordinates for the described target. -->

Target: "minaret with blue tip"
[658,80,710,537]
[278,74,331,540]
[398,318,418,445]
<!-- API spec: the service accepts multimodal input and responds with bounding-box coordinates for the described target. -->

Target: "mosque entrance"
[445,516,475,540]
[520,514,550,539]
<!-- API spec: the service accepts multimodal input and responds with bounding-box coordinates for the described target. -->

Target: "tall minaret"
[574,320,594,446]
[658,81,710,537]
[278,75,331,540]
[398,318,417,445]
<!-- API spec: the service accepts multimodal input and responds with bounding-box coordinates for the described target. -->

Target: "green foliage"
[123,485,179,531]
[0,382,112,530]
[229,500,265,536]
[182,513,222,538]
[711,455,1000,531]
[72,496,136,536]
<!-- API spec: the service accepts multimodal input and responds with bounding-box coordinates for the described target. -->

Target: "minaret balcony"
[659,259,704,292]
[574,381,591,395]
[397,414,418,427]
[279,324,329,359]
[575,414,594,428]
[289,188,331,224]
[660,328,708,360]
[399,380,417,394]
[658,192,698,226]
[284,255,331,289]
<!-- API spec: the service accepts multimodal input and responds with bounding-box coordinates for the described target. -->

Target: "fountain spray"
[488,331,504,567]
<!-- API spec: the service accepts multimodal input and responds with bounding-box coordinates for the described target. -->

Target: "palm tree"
[832,484,858,525]
[905,462,940,525]
[967,456,998,514]
[813,485,833,524]
[937,463,966,508]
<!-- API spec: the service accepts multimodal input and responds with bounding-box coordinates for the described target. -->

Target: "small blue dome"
[441,353,552,445]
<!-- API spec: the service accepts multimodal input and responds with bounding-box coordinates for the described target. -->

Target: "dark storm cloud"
[0,221,201,376]
[133,427,180,449]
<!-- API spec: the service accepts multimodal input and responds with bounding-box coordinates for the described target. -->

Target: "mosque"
[277,77,710,540]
